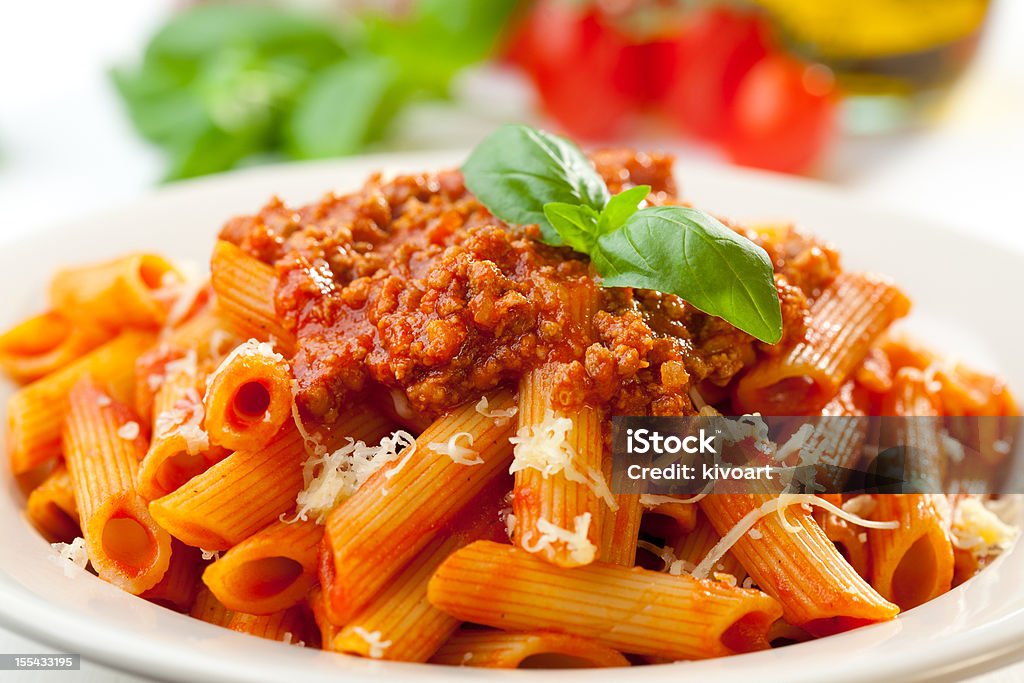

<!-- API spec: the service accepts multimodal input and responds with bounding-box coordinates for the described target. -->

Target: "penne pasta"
[62,377,172,594]
[190,585,235,627]
[735,272,911,414]
[7,330,156,474]
[227,605,318,646]
[0,311,109,383]
[428,540,782,660]
[430,630,630,668]
[672,508,746,582]
[330,476,509,662]
[142,541,204,612]
[25,464,80,543]
[869,494,954,610]
[323,390,516,623]
[50,253,183,330]
[210,241,294,350]
[202,519,322,615]
[151,406,392,550]
[204,339,293,451]
[699,493,898,635]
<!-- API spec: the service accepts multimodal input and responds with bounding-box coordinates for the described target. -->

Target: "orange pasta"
[672,508,746,582]
[204,339,293,451]
[203,519,322,615]
[25,464,80,543]
[428,540,782,660]
[331,476,509,662]
[736,272,910,414]
[190,586,235,627]
[323,390,515,623]
[869,494,954,610]
[61,377,172,593]
[210,241,294,350]
[142,541,204,612]
[7,330,155,474]
[151,407,392,550]
[430,630,630,668]
[50,253,183,329]
[0,311,109,382]
[699,493,898,635]
[228,606,318,646]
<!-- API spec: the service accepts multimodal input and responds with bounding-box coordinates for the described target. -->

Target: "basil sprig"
[462,125,783,344]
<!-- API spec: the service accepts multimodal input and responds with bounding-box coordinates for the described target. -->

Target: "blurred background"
[0,0,1022,249]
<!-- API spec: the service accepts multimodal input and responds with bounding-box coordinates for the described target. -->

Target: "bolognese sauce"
[219,151,836,424]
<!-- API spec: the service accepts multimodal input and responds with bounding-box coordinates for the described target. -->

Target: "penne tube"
[204,339,293,451]
[136,355,213,501]
[672,509,746,582]
[430,630,631,668]
[142,540,204,612]
[331,476,510,662]
[513,280,606,567]
[227,606,318,646]
[25,464,80,543]
[62,377,172,594]
[50,253,183,329]
[735,272,910,415]
[428,540,782,660]
[599,451,641,566]
[309,587,341,646]
[323,390,516,623]
[869,494,954,610]
[210,241,294,350]
[879,368,945,491]
[0,311,109,383]
[190,585,235,627]
[151,406,392,550]
[8,331,156,474]
[700,494,898,635]
[203,519,322,615]
[818,513,871,581]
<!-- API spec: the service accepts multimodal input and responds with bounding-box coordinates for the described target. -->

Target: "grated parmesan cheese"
[504,512,517,540]
[95,394,112,408]
[200,548,221,561]
[281,631,305,647]
[475,396,518,425]
[951,496,1019,557]
[290,379,325,457]
[842,495,876,518]
[637,540,680,573]
[692,494,899,579]
[352,627,392,659]
[117,421,141,440]
[714,572,738,587]
[747,528,763,540]
[154,388,209,454]
[427,432,483,466]
[521,512,597,565]
[509,409,616,509]
[207,339,284,399]
[639,492,708,508]
[291,430,416,523]
[51,537,89,577]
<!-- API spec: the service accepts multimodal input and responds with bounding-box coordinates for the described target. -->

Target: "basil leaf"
[543,202,600,253]
[593,206,783,344]
[461,125,610,244]
[286,58,399,159]
[596,184,650,235]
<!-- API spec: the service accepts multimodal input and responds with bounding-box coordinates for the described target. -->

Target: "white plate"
[1,152,1022,683]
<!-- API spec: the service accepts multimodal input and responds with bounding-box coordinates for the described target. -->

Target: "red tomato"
[660,8,771,142]
[724,54,838,173]
[505,0,638,140]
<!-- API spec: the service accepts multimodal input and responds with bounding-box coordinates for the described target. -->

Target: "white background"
[0,1,1022,681]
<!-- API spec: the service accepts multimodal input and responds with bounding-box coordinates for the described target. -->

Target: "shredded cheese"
[842,495,876,518]
[154,388,209,454]
[509,409,616,509]
[692,494,899,579]
[51,537,89,577]
[352,627,392,659]
[281,631,305,647]
[504,512,517,539]
[289,379,325,457]
[639,492,707,508]
[475,396,517,425]
[951,496,1018,557]
[428,432,483,466]
[95,394,112,408]
[636,540,680,573]
[521,512,596,565]
[200,548,221,561]
[207,339,283,399]
[292,430,416,523]
[117,421,140,440]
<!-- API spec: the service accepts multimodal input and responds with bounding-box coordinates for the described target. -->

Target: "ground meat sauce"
[219,150,837,424]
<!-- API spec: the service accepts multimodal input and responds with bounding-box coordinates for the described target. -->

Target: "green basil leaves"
[462,125,783,344]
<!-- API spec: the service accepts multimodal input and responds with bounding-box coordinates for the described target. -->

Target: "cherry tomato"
[724,54,838,173]
[505,0,638,140]
[660,8,771,142]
